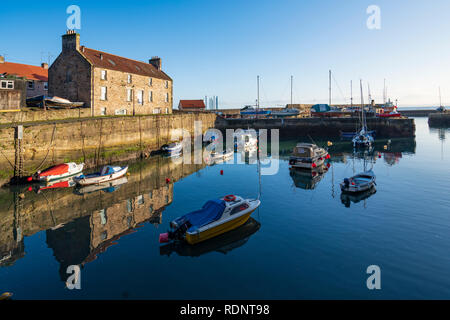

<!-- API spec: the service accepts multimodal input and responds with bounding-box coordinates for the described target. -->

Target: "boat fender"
[159,233,170,243]
[224,194,236,202]
[220,170,223,175]
[166,178,171,183]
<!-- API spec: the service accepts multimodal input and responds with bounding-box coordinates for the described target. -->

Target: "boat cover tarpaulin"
[39,164,69,177]
[175,200,226,232]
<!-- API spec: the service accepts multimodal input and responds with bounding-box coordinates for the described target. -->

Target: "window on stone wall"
[115,108,127,115]
[149,78,152,86]
[165,108,168,114]
[101,70,107,80]
[149,91,153,102]
[165,80,168,88]
[0,80,14,89]
[44,82,48,90]
[127,88,132,102]
[165,92,169,103]
[137,90,143,105]
[27,81,35,90]
[101,107,106,116]
[66,69,72,83]
[100,86,107,100]
[127,74,132,83]
[153,108,160,114]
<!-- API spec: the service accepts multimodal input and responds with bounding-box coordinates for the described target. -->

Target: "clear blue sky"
[1,0,449,108]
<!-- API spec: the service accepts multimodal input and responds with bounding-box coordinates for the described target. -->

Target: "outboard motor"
[159,220,192,243]
[344,178,350,188]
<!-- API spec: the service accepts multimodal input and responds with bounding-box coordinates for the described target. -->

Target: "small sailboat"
[33,162,84,182]
[352,80,374,148]
[74,165,128,186]
[340,170,376,193]
[289,143,330,169]
[161,142,183,154]
[159,195,261,245]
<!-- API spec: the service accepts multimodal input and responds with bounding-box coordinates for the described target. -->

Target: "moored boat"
[75,176,128,195]
[289,143,330,169]
[161,142,183,154]
[159,195,261,245]
[33,162,84,182]
[340,170,376,193]
[74,165,128,186]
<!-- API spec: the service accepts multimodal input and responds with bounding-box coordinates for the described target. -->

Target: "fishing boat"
[161,142,183,154]
[74,165,128,186]
[159,195,261,245]
[33,162,84,182]
[340,170,376,193]
[376,111,401,118]
[289,143,330,169]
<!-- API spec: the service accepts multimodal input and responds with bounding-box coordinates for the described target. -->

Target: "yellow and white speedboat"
[159,195,260,245]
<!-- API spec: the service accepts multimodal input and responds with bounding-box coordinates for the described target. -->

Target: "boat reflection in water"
[289,165,329,190]
[74,176,128,195]
[159,218,261,257]
[340,185,377,208]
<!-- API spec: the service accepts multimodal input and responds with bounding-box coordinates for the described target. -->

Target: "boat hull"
[185,210,255,245]
[75,166,128,186]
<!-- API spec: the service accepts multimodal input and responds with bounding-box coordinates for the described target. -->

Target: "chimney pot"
[0,56,4,64]
[41,62,48,69]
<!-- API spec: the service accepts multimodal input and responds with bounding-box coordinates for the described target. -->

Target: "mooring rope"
[23,123,57,175]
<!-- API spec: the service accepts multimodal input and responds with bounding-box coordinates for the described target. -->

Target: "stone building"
[0,55,48,99]
[49,30,173,116]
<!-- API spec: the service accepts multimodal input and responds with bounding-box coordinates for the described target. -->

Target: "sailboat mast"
[290,75,293,106]
[439,86,442,108]
[350,80,353,108]
[383,78,386,104]
[360,79,366,129]
[329,70,332,106]
[257,75,260,119]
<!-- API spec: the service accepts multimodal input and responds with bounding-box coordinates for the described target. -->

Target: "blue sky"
[1,0,449,107]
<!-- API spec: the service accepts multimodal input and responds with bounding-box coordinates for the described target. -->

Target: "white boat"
[33,162,84,182]
[352,80,374,148]
[271,107,300,118]
[74,165,128,186]
[340,170,376,193]
[289,143,329,169]
[159,195,261,245]
[75,176,128,194]
[162,142,183,154]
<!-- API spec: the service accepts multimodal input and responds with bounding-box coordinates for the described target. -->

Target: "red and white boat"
[377,111,401,118]
[33,162,84,182]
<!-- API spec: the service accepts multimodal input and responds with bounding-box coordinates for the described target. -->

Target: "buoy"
[327,141,333,146]
[220,170,223,175]
[384,145,388,150]
[27,187,32,192]
[27,176,33,182]
[311,163,317,168]
[327,163,331,168]
[165,178,170,183]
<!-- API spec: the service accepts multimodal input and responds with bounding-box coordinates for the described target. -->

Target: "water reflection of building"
[0,156,206,271]
[46,184,172,281]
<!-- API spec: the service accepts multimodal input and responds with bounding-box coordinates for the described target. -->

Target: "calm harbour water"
[0,117,449,299]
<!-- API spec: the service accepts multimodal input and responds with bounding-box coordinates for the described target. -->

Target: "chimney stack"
[0,56,4,64]
[41,62,48,69]
[149,56,161,70]
[62,30,80,53]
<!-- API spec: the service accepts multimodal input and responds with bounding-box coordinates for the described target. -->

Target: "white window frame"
[149,90,153,102]
[137,90,144,105]
[100,86,107,101]
[0,80,14,89]
[127,74,132,83]
[101,70,107,80]
[165,92,169,103]
[127,88,132,102]
[149,78,152,86]
[115,108,127,115]
[100,107,107,116]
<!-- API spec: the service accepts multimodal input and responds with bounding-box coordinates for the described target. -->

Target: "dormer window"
[127,74,132,83]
